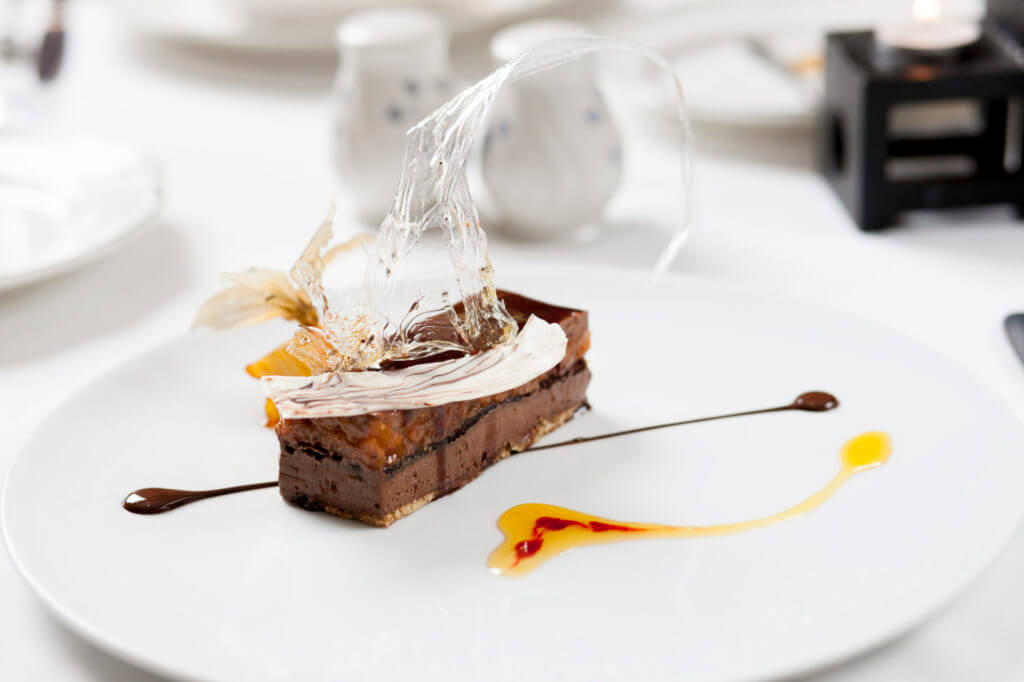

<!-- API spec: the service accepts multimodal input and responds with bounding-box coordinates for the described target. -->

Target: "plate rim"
[4,262,1023,681]
[0,151,163,293]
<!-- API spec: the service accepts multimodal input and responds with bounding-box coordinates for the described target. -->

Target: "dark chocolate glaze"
[528,391,839,452]
[123,391,837,515]
[122,481,278,515]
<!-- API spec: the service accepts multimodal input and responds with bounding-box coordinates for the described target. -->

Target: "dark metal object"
[36,0,65,82]
[2,0,65,82]
[818,11,1024,231]
[989,0,1024,45]
[1004,313,1024,368]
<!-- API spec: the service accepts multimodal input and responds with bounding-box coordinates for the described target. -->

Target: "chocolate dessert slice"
[275,291,591,526]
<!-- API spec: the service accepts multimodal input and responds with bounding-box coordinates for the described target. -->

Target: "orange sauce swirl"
[489,431,891,576]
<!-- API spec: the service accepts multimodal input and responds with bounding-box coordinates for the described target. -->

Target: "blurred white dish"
[105,0,580,53]
[631,32,824,129]
[331,8,456,224]
[483,20,623,239]
[0,132,161,292]
[4,264,1024,681]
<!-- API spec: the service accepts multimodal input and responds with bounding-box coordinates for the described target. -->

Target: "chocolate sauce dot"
[791,391,839,412]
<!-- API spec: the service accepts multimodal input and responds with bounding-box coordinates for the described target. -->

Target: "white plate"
[106,0,578,53]
[5,265,1024,682]
[0,133,161,292]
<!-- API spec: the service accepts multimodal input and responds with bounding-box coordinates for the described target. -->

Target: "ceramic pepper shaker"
[331,7,455,224]
[482,20,623,240]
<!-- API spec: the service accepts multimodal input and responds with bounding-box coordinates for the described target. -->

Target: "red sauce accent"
[535,517,586,531]
[588,521,638,533]
[512,516,641,566]
[515,538,544,562]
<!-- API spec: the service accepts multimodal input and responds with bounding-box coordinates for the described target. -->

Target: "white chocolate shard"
[262,315,567,418]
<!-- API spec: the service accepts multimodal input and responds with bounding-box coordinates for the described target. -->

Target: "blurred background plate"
[0,132,161,293]
[616,31,824,131]
[671,31,823,129]
[103,0,586,53]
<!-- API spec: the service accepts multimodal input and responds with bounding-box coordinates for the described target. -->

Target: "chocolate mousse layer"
[276,291,591,526]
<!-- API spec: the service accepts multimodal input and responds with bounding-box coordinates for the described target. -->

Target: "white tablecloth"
[3,2,1024,680]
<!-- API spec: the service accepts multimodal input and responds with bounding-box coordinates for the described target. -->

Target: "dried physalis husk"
[192,212,374,333]
[192,268,318,330]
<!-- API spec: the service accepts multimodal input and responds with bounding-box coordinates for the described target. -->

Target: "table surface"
[4,1,1024,680]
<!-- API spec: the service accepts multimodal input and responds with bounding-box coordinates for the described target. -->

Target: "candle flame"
[913,0,942,22]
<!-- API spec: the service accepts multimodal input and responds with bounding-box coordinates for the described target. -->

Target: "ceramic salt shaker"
[331,8,455,224]
[482,20,623,240]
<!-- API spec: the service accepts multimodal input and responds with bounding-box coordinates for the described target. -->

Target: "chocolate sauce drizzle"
[122,391,837,515]
[123,481,278,515]
[528,391,838,452]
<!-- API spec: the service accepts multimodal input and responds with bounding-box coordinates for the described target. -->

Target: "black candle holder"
[818,15,1024,231]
